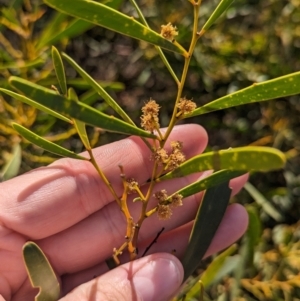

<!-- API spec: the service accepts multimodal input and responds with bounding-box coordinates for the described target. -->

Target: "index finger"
[0,124,208,239]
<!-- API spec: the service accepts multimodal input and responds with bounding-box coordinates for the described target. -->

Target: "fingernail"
[132,255,183,301]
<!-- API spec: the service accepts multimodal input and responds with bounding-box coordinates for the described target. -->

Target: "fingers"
[0,124,208,239]
[139,203,249,258]
[60,204,248,295]
[59,253,183,301]
[36,173,247,275]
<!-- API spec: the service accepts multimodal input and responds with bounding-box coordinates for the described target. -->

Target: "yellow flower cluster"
[160,22,178,41]
[126,178,139,193]
[140,99,160,132]
[152,140,186,170]
[176,97,197,117]
[154,189,183,220]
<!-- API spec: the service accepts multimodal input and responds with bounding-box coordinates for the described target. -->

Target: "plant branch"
[88,149,121,207]
[162,2,201,144]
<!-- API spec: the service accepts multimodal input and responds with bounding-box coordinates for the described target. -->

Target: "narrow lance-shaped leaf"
[200,244,239,288]
[9,77,157,139]
[68,87,91,150]
[37,78,124,91]
[200,0,235,35]
[43,0,188,56]
[165,170,244,200]
[184,244,238,300]
[37,0,123,49]
[36,11,68,49]
[185,71,300,117]
[23,242,60,301]
[0,143,21,181]
[244,182,284,222]
[128,0,179,84]
[244,205,262,264]
[182,182,232,280]
[52,46,67,95]
[62,53,135,125]
[0,58,45,70]
[160,146,286,181]
[12,123,89,160]
[0,88,72,124]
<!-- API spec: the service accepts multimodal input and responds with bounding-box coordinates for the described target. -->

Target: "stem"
[88,149,121,206]
[162,2,201,144]
[129,0,180,85]
[117,1,202,262]
[130,159,160,255]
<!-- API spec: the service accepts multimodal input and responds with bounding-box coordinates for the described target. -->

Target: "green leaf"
[35,12,68,49]
[182,182,232,280]
[200,245,238,288]
[68,88,91,150]
[37,18,93,49]
[0,144,21,181]
[52,46,67,95]
[244,182,284,222]
[23,242,60,301]
[79,89,103,106]
[159,146,286,181]
[245,205,262,247]
[43,0,188,56]
[128,0,179,83]
[0,58,45,70]
[62,53,135,125]
[74,119,91,150]
[165,170,244,200]
[8,77,157,138]
[200,0,234,34]
[37,78,124,92]
[244,205,262,264]
[0,88,72,124]
[37,0,123,49]
[186,71,300,117]
[174,219,241,299]
[12,123,89,160]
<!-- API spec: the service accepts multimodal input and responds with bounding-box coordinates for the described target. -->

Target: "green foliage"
[12,123,89,160]
[0,0,124,170]
[182,181,232,280]
[23,242,60,301]
[186,71,300,117]
[0,143,21,181]
[44,0,188,56]
[62,52,134,124]
[5,77,155,138]
[159,147,286,181]
[1,0,299,300]
[165,170,244,200]
[51,46,67,95]
[200,0,235,34]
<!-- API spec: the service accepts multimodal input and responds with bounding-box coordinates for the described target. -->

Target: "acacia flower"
[152,147,169,164]
[160,23,178,41]
[154,189,168,202]
[170,193,183,207]
[157,204,172,220]
[140,99,160,132]
[176,97,197,115]
[141,99,160,115]
[166,140,186,170]
[171,141,183,151]
[126,178,139,193]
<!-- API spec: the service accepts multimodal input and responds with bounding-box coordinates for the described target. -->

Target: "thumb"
[59,253,184,301]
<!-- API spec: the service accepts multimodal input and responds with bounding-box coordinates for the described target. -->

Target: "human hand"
[0,124,248,301]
